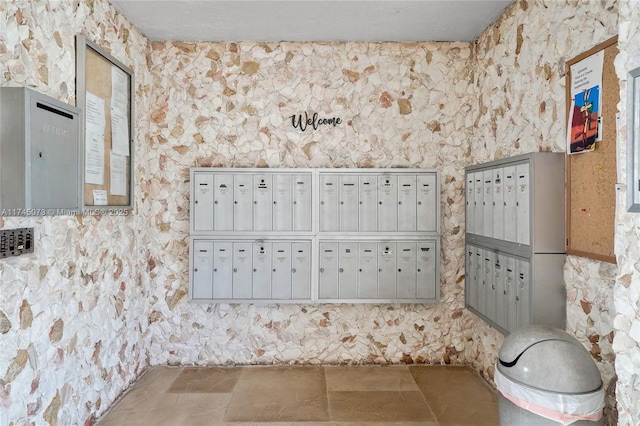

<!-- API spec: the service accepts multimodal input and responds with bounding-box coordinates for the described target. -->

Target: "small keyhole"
[39,152,43,158]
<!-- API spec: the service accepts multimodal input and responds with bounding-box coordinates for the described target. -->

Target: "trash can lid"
[497,325,602,393]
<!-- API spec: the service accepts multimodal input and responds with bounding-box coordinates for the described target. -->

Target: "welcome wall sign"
[290,112,342,131]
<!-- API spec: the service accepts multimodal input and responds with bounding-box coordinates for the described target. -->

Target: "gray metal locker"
[291,242,311,299]
[397,242,417,299]
[416,174,437,232]
[503,166,517,242]
[378,242,397,299]
[273,175,292,231]
[378,175,398,231]
[292,174,312,231]
[339,175,359,231]
[359,176,378,231]
[193,174,214,231]
[192,241,214,299]
[492,168,504,240]
[234,174,253,231]
[271,242,292,299]
[516,258,531,330]
[319,175,339,232]
[338,242,358,298]
[482,170,494,238]
[253,175,273,231]
[212,242,233,299]
[466,175,475,234]
[319,242,339,298]
[398,175,417,232]
[358,242,378,298]
[252,242,272,299]
[232,242,252,298]
[515,164,530,245]
[213,174,234,230]
[417,242,436,299]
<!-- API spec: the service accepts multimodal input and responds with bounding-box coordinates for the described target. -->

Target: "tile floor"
[97,365,498,425]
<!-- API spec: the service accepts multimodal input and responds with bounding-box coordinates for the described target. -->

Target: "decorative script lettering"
[291,112,342,131]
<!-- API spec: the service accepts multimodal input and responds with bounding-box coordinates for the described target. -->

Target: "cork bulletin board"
[75,35,134,210]
[566,36,618,264]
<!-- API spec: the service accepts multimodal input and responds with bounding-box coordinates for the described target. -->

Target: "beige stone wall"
[0,1,151,424]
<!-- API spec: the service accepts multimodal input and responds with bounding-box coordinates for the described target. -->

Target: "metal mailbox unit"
[465,153,566,334]
[190,168,440,304]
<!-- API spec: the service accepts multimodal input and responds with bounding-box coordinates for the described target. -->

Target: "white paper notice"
[111,65,130,156]
[85,92,105,185]
[110,151,127,196]
[93,190,108,205]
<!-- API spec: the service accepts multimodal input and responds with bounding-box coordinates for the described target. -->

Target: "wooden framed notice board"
[75,35,134,210]
[565,36,618,264]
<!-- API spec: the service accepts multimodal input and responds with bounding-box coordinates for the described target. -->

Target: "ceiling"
[109,1,514,43]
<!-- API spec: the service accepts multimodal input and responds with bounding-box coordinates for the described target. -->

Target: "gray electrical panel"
[0,87,81,215]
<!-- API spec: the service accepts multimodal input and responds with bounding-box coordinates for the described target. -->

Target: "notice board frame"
[75,35,134,210]
[565,36,618,264]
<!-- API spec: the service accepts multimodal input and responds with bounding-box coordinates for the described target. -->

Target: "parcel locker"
[515,164,530,245]
[212,242,233,299]
[193,174,214,231]
[272,175,292,231]
[271,242,292,299]
[398,175,417,232]
[253,175,273,231]
[338,242,358,298]
[503,166,517,242]
[339,175,359,231]
[192,241,214,299]
[397,242,417,299]
[232,243,252,298]
[319,174,339,231]
[474,173,484,235]
[234,174,253,231]
[292,174,312,231]
[516,258,531,330]
[213,174,234,230]
[416,174,437,232]
[378,243,397,298]
[252,242,272,299]
[378,175,398,231]
[291,242,311,299]
[416,242,436,299]
[319,242,339,298]
[492,168,504,240]
[357,242,378,298]
[466,174,475,234]
[359,176,378,231]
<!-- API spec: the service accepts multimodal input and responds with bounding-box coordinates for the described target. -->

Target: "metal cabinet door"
[359,175,378,231]
[292,174,312,231]
[319,242,339,299]
[193,173,214,231]
[378,242,397,299]
[192,241,214,299]
[504,255,517,332]
[397,242,417,299]
[232,242,252,299]
[489,254,503,328]
[253,174,273,231]
[271,242,292,299]
[212,242,233,299]
[503,166,517,242]
[466,173,475,234]
[291,242,311,300]
[213,174,234,230]
[273,174,292,231]
[465,245,476,308]
[474,173,484,236]
[474,247,483,311]
[416,174,437,232]
[417,241,436,299]
[483,250,496,320]
[516,258,531,330]
[494,253,507,330]
[252,242,272,299]
[482,170,494,238]
[516,163,531,245]
[378,175,398,231]
[358,242,378,298]
[338,242,358,298]
[398,175,417,231]
[319,174,339,231]
[233,174,253,231]
[339,175,359,231]
[492,168,504,240]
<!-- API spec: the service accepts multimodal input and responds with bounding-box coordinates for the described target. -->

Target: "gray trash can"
[495,325,604,425]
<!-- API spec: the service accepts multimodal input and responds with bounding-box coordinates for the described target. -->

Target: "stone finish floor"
[97,365,498,425]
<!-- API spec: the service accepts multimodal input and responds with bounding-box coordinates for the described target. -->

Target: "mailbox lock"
[417,268,421,272]
[292,268,296,273]
[234,201,238,204]
[253,268,257,272]
[273,201,277,204]
[233,268,238,272]
[194,268,198,272]
[273,268,276,272]
[417,201,422,205]
[378,268,382,272]
[319,268,325,273]
[254,201,257,204]
[339,268,344,273]
[214,200,218,204]
[359,268,362,272]
[398,201,402,205]
[379,201,382,205]
[398,268,402,272]
[213,268,217,272]
[340,201,344,205]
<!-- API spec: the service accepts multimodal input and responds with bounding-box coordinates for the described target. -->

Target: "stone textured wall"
[469,0,619,418]
[144,40,474,367]
[613,1,640,425]
[0,1,151,424]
